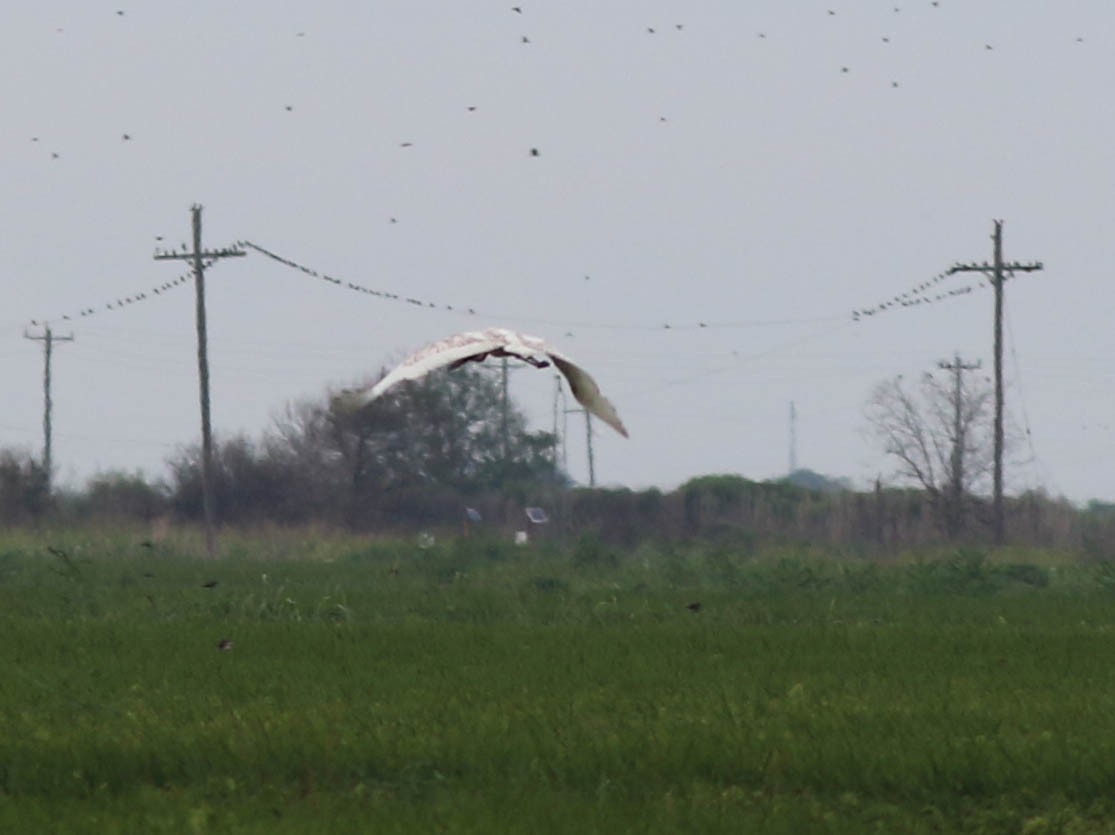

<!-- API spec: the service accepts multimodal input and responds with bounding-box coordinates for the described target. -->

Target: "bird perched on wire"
[343,327,629,438]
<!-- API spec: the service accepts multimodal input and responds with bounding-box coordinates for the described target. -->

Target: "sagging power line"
[851,268,980,321]
[241,240,840,332]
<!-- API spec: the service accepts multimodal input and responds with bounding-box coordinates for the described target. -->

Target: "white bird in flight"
[348,327,629,438]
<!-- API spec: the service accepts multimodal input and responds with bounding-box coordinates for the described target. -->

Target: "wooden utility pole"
[552,373,561,469]
[561,404,596,487]
[584,411,595,488]
[154,205,245,558]
[937,354,982,537]
[24,324,74,492]
[948,220,1043,545]
[500,356,510,469]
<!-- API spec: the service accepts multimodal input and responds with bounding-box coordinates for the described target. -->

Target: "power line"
[240,240,841,332]
[622,319,855,399]
[1003,294,1054,497]
[240,240,479,315]
[28,255,234,328]
[851,267,983,321]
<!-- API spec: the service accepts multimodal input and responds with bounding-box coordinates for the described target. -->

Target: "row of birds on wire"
[850,259,1046,321]
[29,230,992,335]
[850,267,984,321]
[27,258,218,327]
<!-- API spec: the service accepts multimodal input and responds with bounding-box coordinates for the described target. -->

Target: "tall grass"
[2,530,1115,832]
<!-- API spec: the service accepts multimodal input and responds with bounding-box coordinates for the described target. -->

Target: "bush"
[571,533,618,569]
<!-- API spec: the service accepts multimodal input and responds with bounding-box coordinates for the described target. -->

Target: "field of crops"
[3,528,1115,833]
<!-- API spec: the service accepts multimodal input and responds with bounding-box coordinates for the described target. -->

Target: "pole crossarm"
[154,247,246,261]
[947,261,1044,275]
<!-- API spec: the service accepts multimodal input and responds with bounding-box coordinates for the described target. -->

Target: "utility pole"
[948,220,1043,545]
[562,405,595,487]
[937,354,982,537]
[24,324,74,492]
[500,356,510,470]
[552,373,561,469]
[584,411,595,488]
[154,205,245,558]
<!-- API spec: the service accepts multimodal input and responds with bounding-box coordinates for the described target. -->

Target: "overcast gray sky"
[1,1,1112,502]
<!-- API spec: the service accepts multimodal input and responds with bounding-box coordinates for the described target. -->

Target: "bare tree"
[865,367,996,539]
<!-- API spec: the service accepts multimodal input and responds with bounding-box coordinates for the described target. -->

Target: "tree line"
[2,361,1114,555]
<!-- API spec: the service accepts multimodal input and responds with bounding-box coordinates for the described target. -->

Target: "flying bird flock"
[346,328,629,438]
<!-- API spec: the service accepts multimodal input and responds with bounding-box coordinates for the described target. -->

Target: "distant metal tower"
[789,400,798,474]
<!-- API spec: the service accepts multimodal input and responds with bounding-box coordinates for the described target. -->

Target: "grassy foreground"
[2,531,1115,833]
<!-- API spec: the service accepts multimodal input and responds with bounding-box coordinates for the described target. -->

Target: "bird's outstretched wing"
[353,329,518,405]
[548,354,628,438]
[348,327,629,437]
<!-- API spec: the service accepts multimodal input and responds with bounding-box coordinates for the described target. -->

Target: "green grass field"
[3,530,1115,833]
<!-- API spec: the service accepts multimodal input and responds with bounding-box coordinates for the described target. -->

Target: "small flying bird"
[841,66,849,73]
[31,136,39,142]
[647,26,655,33]
[687,601,701,612]
[529,147,540,156]
[675,23,684,30]
[389,217,398,224]
[116,10,125,15]
[521,35,530,43]
[828,9,836,15]
[217,638,233,651]
[51,152,60,159]
[285,105,293,111]
[122,133,131,140]
[892,80,900,87]
[400,141,413,147]
[512,5,522,12]
[985,43,993,50]
[467,105,478,111]
[882,36,890,42]
[202,579,219,589]
[344,327,629,438]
